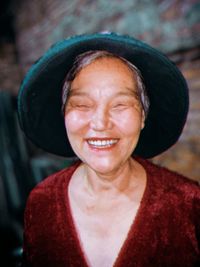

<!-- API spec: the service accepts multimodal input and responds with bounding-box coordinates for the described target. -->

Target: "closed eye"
[74,104,92,110]
[112,103,129,110]
[66,97,93,110]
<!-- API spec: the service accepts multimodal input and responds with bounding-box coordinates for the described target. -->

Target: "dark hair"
[62,50,150,117]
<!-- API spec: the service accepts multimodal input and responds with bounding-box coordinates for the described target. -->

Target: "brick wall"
[10,0,200,181]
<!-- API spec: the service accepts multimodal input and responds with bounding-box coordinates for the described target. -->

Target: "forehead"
[80,56,135,74]
[69,57,138,99]
[71,57,137,86]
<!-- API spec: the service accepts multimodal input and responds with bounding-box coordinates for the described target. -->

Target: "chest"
[69,195,140,267]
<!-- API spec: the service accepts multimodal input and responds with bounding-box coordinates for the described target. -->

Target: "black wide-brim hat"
[17,32,189,158]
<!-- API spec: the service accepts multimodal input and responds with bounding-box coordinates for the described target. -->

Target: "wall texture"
[15,0,200,70]
[0,43,22,94]
[153,47,200,180]
[9,0,200,181]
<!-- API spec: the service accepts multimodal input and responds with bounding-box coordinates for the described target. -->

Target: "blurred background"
[0,0,200,266]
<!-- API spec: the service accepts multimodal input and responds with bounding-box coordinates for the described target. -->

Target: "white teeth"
[88,139,118,147]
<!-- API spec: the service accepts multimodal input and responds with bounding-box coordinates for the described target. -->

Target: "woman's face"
[64,57,145,175]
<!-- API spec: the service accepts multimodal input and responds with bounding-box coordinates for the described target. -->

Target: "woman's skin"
[64,57,147,267]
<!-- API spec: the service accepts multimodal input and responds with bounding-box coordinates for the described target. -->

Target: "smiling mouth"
[87,139,119,148]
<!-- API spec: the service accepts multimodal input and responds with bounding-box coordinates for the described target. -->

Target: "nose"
[90,106,112,131]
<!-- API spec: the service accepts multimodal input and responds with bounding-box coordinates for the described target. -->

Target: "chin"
[84,156,127,176]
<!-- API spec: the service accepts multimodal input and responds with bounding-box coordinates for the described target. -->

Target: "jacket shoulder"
[26,161,80,204]
[137,157,200,197]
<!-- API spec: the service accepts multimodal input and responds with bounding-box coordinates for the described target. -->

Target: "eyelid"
[72,103,93,108]
[68,96,93,104]
[113,93,139,103]
[112,98,132,106]
[111,97,141,110]
[113,103,127,107]
[111,102,129,111]
[68,99,94,110]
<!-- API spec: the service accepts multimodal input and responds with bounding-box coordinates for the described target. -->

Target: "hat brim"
[18,33,189,158]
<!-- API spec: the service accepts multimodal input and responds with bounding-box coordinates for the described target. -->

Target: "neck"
[83,158,141,199]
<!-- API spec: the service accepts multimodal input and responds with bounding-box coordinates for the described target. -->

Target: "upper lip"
[86,137,119,141]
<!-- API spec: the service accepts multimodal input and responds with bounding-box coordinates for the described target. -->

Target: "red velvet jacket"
[23,158,200,267]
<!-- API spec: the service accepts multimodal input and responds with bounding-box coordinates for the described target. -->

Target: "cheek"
[114,111,143,136]
[64,112,87,133]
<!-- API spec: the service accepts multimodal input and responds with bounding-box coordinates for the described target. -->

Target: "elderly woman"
[18,33,200,267]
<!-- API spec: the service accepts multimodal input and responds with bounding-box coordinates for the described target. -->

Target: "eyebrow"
[68,89,89,98]
[116,87,139,98]
[68,87,139,98]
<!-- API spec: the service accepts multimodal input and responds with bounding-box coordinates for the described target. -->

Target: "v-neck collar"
[62,159,153,267]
